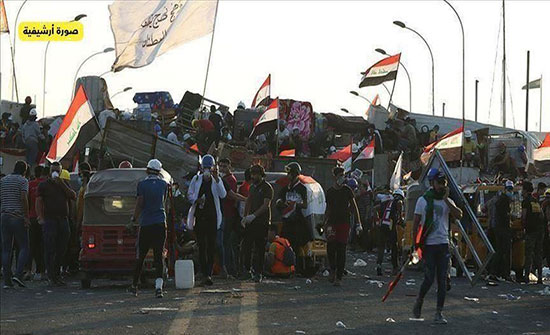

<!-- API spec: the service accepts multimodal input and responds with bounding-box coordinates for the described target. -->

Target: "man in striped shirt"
[1,160,30,288]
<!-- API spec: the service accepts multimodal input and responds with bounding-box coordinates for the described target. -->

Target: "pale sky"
[1,0,549,131]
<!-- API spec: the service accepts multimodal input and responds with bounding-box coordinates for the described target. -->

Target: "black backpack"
[275,240,296,267]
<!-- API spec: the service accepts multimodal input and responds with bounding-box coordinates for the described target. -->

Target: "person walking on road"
[412,169,463,324]
[28,165,48,281]
[324,167,361,286]
[36,162,76,287]
[130,159,169,297]
[521,181,545,284]
[1,161,30,288]
[492,180,514,281]
[188,155,226,286]
[241,164,273,282]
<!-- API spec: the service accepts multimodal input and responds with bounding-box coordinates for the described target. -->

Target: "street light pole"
[350,91,372,104]
[110,87,132,100]
[43,14,87,118]
[11,0,28,101]
[376,48,412,113]
[72,47,115,98]
[393,20,434,115]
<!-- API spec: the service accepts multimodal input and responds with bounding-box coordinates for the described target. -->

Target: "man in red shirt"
[192,119,216,153]
[28,165,48,280]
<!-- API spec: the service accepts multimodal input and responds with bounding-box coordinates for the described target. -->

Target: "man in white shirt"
[412,168,462,325]
[166,122,180,145]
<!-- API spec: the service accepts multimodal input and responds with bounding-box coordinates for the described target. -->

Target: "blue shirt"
[137,175,168,226]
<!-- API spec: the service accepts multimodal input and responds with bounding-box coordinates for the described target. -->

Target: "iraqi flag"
[329,144,352,172]
[279,149,295,157]
[47,85,99,163]
[250,98,278,138]
[251,74,271,108]
[534,133,550,172]
[353,139,375,170]
[359,53,400,88]
[420,126,463,165]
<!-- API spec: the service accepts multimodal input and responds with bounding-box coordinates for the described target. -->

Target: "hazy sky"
[1,0,549,131]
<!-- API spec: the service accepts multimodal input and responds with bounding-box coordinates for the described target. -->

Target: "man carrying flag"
[251,74,270,108]
[412,168,462,324]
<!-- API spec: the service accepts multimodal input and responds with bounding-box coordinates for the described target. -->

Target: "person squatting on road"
[187,154,226,286]
[130,159,169,298]
[241,164,274,282]
[412,168,463,324]
[324,167,362,286]
[376,189,405,276]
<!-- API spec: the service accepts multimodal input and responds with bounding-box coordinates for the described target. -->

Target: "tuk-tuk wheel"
[81,279,91,289]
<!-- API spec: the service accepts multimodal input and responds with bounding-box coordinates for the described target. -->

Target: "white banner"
[390,152,403,191]
[109,0,218,72]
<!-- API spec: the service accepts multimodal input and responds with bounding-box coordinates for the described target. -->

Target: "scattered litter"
[46,290,52,293]
[346,270,357,276]
[487,281,499,287]
[336,321,347,329]
[71,292,78,295]
[35,293,42,295]
[100,309,107,312]
[262,280,285,284]
[359,293,369,297]
[542,267,550,277]
[306,279,312,285]
[231,291,243,299]
[464,297,480,303]
[405,280,416,286]
[116,300,125,303]
[492,311,499,315]
[536,287,550,296]
[367,280,384,288]
[353,259,367,267]
[135,310,149,315]
[481,286,488,290]
[202,289,231,294]
[292,286,301,290]
[105,302,113,305]
[289,298,297,303]
[323,270,330,277]
[512,288,527,294]
[295,331,306,334]
[140,307,178,311]
[535,321,543,327]
[174,297,185,300]
[497,294,521,301]
[409,318,424,322]
[126,325,133,329]
[363,275,371,280]
[0,320,16,323]
[450,267,457,277]
[386,318,396,323]
[86,292,94,295]
[529,273,538,282]
[271,322,281,326]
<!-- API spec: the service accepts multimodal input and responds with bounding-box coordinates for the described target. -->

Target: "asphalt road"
[1,251,549,335]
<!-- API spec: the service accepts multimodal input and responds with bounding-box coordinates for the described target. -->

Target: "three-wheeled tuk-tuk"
[79,168,173,288]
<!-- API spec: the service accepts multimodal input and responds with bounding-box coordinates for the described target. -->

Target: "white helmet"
[464,130,472,138]
[146,159,162,172]
[393,189,405,198]
[29,108,37,117]
[237,101,246,109]
[169,121,177,128]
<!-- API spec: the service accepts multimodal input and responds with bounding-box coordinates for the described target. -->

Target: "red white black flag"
[251,74,271,108]
[328,144,353,172]
[420,126,463,164]
[359,54,401,88]
[47,85,99,162]
[534,133,550,172]
[250,98,278,138]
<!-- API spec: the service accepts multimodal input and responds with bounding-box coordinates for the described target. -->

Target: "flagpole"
[200,0,220,107]
[275,97,280,156]
[386,54,401,112]
[8,36,20,102]
[540,75,543,132]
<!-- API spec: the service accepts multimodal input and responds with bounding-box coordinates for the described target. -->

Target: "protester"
[324,167,361,286]
[192,118,216,152]
[492,142,517,178]
[76,163,92,250]
[276,121,290,148]
[376,189,404,276]
[28,165,48,281]
[218,158,246,278]
[462,130,478,167]
[541,189,550,267]
[265,224,295,277]
[167,121,180,144]
[521,181,544,284]
[276,162,310,275]
[129,159,169,297]
[412,168,463,324]
[208,105,223,145]
[1,161,30,288]
[188,154,226,286]
[21,108,43,167]
[20,96,33,125]
[60,169,78,275]
[512,145,528,178]
[429,125,440,143]
[492,180,514,281]
[36,162,76,286]
[241,164,273,282]
[477,135,489,172]
[98,108,116,129]
[533,182,547,202]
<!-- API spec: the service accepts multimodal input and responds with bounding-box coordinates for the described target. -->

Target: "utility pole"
[502,0,507,128]
[525,50,530,131]
[442,102,446,117]
[475,80,479,122]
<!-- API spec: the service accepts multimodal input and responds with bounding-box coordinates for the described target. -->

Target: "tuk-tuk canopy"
[86,168,172,198]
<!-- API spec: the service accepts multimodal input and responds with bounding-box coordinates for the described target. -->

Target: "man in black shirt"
[36,162,76,286]
[493,181,514,281]
[242,164,273,282]
[276,162,309,275]
[20,96,33,125]
[521,181,545,284]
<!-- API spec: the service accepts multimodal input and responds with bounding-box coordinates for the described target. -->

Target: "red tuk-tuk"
[79,168,173,288]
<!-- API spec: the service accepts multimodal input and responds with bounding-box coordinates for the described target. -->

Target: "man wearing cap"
[130,159,169,297]
[413,169,463,324]
[492,180,514,281]
[166,122,180,145]
[187,154,226,286]
[21,108,43,168]
[376,189,405,276]
[462,130,478,167]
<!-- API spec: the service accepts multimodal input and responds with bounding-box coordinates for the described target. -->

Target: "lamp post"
[110,86,132,100]
[11,0,28,101]
[43,14,87,118]
[393,20,435,115]
[99,70,111,78]
[443,1,465,126]
[72,47,115,98]
[375,48,412,113]
[350,91,372,104]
